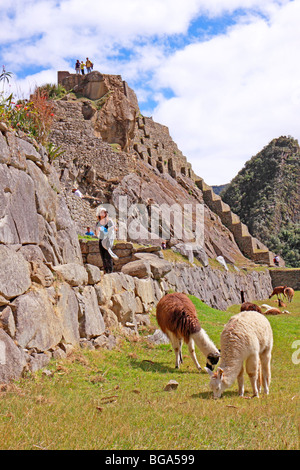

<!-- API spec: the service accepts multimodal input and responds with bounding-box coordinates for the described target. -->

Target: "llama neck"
[192,328,218,357]
[219,359,242,388]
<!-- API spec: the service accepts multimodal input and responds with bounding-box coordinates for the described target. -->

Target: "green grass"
[0,294,299,450]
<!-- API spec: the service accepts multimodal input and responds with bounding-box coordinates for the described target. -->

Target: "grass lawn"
[0,293,299,450]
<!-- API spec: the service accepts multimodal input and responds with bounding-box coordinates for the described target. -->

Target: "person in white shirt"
[72,188,83,198]
[95,207,118,273]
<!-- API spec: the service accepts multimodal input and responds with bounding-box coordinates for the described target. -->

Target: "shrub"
[0,71,55,145]
[38,83,68,100]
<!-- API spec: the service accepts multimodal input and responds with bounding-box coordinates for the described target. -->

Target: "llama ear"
[217,367,224,378]
[205,367,214,377]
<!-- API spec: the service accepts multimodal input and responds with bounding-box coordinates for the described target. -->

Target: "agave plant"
[46,142,65,162]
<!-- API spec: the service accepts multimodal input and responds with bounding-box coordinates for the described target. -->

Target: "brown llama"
[269,286,287,300]
[240,302,262,314]
[156,292,220,372]
[284,287,294,303]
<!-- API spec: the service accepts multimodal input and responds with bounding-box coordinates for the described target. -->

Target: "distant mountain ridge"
[212,184,229,195]
[221,136,300,267]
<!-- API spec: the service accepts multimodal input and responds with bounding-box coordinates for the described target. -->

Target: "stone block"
[12,289,63,351]
[0,329,27,383]
[121,259,151,279]
[0,245,31,300]
[53,263,88,287]
[76,286,105,339]
[85,264,102,285]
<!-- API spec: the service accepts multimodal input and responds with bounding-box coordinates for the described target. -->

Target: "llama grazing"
[156,292,220,372]
[284,287,294,303]
[240,302,262,314]
[269,285,286,300]
[205,311,273,398]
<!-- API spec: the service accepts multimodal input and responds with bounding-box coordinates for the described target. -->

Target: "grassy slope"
[0,294,299,450]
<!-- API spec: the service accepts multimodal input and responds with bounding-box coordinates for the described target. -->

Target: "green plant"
[38,83,68,100]
[109,143,121,152]
[46,142,65,163]
[0,73,55,145]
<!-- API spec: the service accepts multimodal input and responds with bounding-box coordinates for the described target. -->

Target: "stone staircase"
[133,115,193,179]
[195,179,275,266]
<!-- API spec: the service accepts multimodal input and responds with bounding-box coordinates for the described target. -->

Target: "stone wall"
[269,269,300,290]
[0,127,92,382]
[80,239,138,271]
[163,264,272,311]
[65,192,96,234]
[80,239,273,312]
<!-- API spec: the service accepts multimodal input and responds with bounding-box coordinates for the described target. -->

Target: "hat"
[96,206,108,217]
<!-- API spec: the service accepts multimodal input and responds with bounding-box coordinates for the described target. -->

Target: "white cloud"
[0,0,298,184]
[8,69,59,100]
[152,0,300,184]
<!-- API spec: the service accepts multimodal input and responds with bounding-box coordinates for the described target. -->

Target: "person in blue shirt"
[85,227,95,236]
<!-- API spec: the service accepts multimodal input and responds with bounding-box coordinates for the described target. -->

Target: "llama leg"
[237,365,244,396]
[260,350,272,395]
[257,360,262,393]
[246,354,259,397]
[187,338,202,372]
[179,339,183,365]
[167,330,182,369]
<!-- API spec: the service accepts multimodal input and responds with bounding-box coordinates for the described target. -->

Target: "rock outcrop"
[58,71,139,151]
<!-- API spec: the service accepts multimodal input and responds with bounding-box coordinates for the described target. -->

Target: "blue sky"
[1,0,299,184]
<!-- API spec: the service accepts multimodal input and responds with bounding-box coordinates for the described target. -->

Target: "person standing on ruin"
[95,207,118,274]
[80,61,85,75]
[86,58,92,73]
[75,60,80,74]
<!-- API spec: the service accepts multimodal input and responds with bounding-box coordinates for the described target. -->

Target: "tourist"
[86,58,93,73]
[95,207,118,274]
[80,61,85,75]
[72,187,83,198]
[75,60,80,74]
[85,227,95,236]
